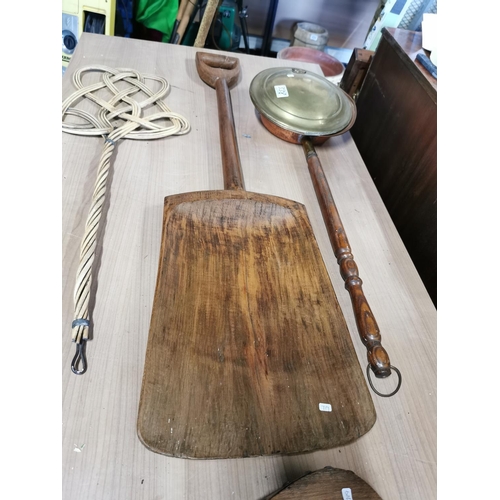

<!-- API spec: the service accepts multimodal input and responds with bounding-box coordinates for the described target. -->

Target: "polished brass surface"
[249,67,353,136]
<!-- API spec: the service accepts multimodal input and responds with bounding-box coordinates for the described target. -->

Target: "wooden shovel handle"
[169,0,189,42]
[196,52,244,190]
[195,52,240,89]
[177,0,190,22]
[175,0,197,44]
[302,138,392,378]
[215,78,245,190]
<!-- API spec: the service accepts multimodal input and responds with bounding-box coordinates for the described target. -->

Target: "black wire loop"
[71,340,88,375]
[366,364,402,398]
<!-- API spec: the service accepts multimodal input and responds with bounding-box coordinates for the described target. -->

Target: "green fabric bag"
[135,0,179,42]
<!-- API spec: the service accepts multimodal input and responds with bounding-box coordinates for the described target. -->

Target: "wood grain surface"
[138,51,375,458]
[62,34,437,499]
[138,191,375,458]
[267,466,382,499]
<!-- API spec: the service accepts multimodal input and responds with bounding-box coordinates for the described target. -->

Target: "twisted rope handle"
[63,66,190,374]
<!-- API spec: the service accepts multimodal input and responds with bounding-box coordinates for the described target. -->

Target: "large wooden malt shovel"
[137,53,376,459]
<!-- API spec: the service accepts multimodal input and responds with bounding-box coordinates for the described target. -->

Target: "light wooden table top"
[62,33,436,500]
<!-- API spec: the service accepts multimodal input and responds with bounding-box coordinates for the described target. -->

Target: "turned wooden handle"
[302,138,391,378]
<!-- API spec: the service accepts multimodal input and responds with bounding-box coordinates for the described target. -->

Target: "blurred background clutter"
[62,1,437,75]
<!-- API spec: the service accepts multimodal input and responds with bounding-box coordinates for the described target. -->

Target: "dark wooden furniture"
[340,48,375,99]
[350,27,437,305]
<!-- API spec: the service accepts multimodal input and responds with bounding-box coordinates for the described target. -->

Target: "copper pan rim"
[255,93,357,146]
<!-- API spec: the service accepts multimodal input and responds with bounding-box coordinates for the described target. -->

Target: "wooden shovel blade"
[137,190,376,459]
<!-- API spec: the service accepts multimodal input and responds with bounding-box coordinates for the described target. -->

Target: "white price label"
[274,85,289,98]
[342,488,353,500]
[319,403,332,412]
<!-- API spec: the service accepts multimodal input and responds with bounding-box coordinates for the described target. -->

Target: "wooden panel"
[340,48,374,98]
[267,466,382,499]
[138,190,375,458]
[351,28,437,305]
[387,28,437,89]
[62,33,436,499]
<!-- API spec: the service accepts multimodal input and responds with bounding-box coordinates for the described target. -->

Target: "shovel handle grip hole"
[197,53,238,70]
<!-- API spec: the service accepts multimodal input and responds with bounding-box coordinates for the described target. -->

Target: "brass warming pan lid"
[249,67,354,137]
